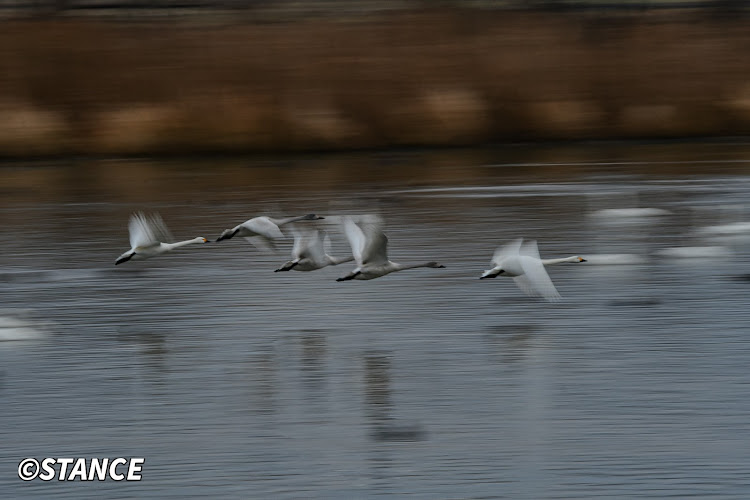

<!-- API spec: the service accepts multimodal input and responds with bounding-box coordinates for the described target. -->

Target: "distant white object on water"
[582,253,649,265]
[655,246,733,259]
[0,312,47,341]
[590,207,671,220]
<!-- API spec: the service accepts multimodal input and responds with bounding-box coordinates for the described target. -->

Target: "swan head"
[574,256,586,262]
[304,214,325,220]
[425,261,446,268]
[197,237,208,243]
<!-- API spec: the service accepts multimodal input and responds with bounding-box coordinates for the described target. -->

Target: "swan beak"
[579,257,587,262]
[438,265,446,268]
[202,238,208,243]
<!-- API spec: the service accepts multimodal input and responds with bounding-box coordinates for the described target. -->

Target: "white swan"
[115,212,207,265]
[274,227,354,272]
[215,213,324,250]
[479,238,586,302]
[336,216,445,281]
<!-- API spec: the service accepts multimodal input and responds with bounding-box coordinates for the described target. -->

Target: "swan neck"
[166,237,204,249]
[273,214,310,226]
[397,262,431,270]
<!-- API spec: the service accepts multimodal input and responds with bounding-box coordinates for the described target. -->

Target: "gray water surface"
[2,143,750,498]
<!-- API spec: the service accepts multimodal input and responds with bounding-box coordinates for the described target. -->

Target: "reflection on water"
[2,142,750,498]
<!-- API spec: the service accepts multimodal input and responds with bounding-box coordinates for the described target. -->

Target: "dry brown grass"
[0,10,749,155]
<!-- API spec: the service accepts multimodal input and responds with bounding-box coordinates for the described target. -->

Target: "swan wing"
[360,220,389,266]
[302,229,327,264]
[243,217,285,240]
[243,235,278,253]
[290,225,306,259]
[491,238,523,267]
[342,217,367,266]
[129,212,173,248]
[517,256,561,302]
[519,238,541,260]
[322,231,333,256]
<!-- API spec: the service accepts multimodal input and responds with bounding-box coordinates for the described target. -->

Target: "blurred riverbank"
[1,8,750,156]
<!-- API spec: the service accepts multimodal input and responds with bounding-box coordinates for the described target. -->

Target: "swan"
[214,213,324,250]
[274,227,354,272]
[336,216,445,281]
[115,212,207,265]
[479,238,586,302]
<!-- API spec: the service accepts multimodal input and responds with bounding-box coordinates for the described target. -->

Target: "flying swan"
[215,213,324,250]
[336,216,445,281]
[479,238,586,301]
[275,227,353,272]
[115,212,207,265]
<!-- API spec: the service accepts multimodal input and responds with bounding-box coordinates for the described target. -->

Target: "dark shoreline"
[1,10,749,156]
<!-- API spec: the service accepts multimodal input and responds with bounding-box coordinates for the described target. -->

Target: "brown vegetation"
[0,9,749,156]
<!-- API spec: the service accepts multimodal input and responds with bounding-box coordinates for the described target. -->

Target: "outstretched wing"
[516,256,561,302]
[492,238,523,267]
[289,225,306,259]
[359,218,389,266]
[519,238,541,259]
[244,217,285,240]
[243,235,278,253]
[342,217,367,266]
[129,212,173,248]
[295,228,327,264]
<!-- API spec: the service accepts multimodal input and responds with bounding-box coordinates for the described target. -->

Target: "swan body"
[115,212,207,265]
[480,238,586,302]
[275,227,353,272]
[336,216,445,281]
[215,213,324,249]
